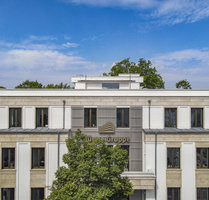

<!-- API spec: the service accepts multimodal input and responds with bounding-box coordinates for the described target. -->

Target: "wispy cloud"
[62,42,80,47]
[151,48,209,88]
[0,36,101,88]
[60,0,209,27]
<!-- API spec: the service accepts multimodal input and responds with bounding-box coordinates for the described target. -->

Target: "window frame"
[117,108,129,128]
[84,108,97,128]
[167,187,180,200]
[31,148,45,169]
[2,148,15,169]
[165,108,177,128]
[1,188,15,200]
[36,108,48,128]
[196,148,209,168]
[31,188,45,200]
[9,107,22,128]
[191,108,203,127]
[167,148,180,169]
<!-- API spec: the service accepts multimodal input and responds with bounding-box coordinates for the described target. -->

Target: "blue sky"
[0,0,209,88]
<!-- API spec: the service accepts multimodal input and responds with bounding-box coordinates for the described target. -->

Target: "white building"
[0,74,209,200]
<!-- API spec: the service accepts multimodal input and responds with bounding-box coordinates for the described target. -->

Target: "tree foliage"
[15,80,71,89]
[104,58,165,89]
[15,80,43,89]
[46,129,133,200]
[176,79,192,89]
[0,86,6,89]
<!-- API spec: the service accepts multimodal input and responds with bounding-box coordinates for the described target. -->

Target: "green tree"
[43,82,71,89]
[15,80,43,89]
[46,129,133,200]
[0,86,6,89]
[176,79,192,89]
[105,58,165,89]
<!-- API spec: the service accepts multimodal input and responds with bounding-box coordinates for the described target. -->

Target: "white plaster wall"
[50,106,63,129]
[75,82,85,89]
[87,83,102,89]
[177,106,190,129]
[130,82,140,89]
[181,142,195,200]
[145,142,155,172]
[0,106,8,129]
[23,106,35,129]
[142,106,164,129]
[60,142,68,167]
[120,83,129,89]
[65,106,71,129]
[156,142,166,200]
[204,106,209,129]
[46,142,58,197]
[16,142,30,200]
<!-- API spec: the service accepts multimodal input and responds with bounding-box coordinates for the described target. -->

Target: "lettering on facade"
[87,135,130,144]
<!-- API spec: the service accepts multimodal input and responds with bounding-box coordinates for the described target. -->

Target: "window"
[84,108,97,128]
[197,148,209,168]
[167,148,180,168]
[102,83,119,89]
[1,188,15,200]
[117,108,129,128]
[36,108,48,127]
[9,108,21,127]
[165,108,177,127]
[167,188,180,200]
[191,108,203,127]
[32,148,45,169]
[31,188,44,200]
[2,148,15,169]
[121,145,129,171]
[197,188,209,200]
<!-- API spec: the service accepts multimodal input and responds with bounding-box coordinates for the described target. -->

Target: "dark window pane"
[197,188,201,200]
[167,148,180,168]
[36,109,42,127]
[32,148,45,169]
[84,108,90,127]
[36,108,48,127]
[167,188,172,200]
[123,108,129,127]
[9,108,21,127]
[191,108,203,127]
[197,109,203,127]
[167,148,172,168]
[117,109,122,127]
[102,83,119,89]
[165,108,176,127]
[91,108,97,127]
[2,148,15,169]
[197,148,201,168]
[202,188,208,200]
[31,188,44,200]
[174,188,180,200]
[170,109,176,127]
[165,109,169,127]
[202,148,208,168]
[174,148,180,168]
[1,188,15,200]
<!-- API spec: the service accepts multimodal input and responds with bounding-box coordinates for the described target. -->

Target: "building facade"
[0,74,209,200]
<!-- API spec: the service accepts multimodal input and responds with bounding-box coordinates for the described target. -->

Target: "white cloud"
[151,48,209,88]
[61,0,209,27]
[62,42,80,48]
[64,35,71,40]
